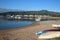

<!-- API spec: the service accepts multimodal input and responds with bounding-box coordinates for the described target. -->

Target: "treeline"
[0,10,60,17]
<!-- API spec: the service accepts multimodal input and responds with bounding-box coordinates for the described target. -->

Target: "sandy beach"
[0,20,60,40]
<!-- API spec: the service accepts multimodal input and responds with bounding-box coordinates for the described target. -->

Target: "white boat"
[52,24,60,28]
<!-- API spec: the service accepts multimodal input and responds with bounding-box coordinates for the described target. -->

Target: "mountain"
[0,8,24,13]
[0,8,60,17]
[0,8,11,13]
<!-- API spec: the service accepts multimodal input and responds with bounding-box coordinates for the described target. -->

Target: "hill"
[0,8,60,17]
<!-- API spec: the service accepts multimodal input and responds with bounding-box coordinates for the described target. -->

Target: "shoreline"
[0,21,37,30]
[0,20,60,40]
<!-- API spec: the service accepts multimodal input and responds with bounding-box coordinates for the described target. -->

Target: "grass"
[47,37,60,40]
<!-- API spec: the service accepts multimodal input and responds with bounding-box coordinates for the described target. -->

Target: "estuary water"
[0,17,58,30]
[0,18,33,30]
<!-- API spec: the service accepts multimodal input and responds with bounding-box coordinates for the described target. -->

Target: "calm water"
[0,17,58,30]
[0,18,33,30]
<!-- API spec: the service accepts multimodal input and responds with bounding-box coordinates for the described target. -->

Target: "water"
[0,18,33,30]
[0,17,58,30]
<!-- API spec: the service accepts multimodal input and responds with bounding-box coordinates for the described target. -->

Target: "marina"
[5,15,50,21]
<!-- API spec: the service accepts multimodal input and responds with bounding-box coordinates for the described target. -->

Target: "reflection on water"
[0,18,33,30]
[0,17,58,30]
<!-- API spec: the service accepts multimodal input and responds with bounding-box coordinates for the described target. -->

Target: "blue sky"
[0,0,60,12]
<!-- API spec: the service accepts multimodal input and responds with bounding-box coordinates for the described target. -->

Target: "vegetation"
[0,10,60,17]
[47,37,60,40]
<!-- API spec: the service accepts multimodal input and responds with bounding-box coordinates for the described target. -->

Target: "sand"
[38,32,60,39]
[0,20,60,40]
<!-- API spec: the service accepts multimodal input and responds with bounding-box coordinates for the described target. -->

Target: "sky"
[0,0,60,12]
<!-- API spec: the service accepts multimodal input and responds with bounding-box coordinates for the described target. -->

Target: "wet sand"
[0,20,60,40]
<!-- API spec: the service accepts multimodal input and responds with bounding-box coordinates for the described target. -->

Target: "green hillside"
[0,10,60,17]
